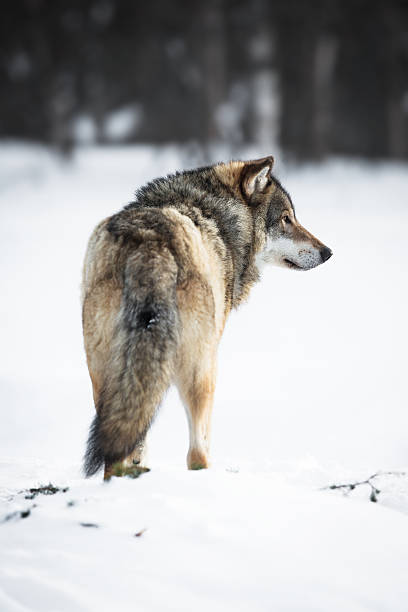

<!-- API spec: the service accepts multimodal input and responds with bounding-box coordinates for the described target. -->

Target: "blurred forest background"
[1,0,408,160]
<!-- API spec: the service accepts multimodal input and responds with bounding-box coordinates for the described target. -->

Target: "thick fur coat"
[82,156,331,478]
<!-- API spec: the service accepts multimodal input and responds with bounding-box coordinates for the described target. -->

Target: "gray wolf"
[82,156,332,478]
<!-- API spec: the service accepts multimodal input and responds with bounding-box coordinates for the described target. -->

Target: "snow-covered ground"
[1,143,407,611]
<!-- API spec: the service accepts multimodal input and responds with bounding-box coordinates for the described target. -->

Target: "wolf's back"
[84,240,180,477]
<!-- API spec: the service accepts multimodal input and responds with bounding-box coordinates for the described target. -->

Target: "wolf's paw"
[187,448,209,471]
[189,462,207,470]
[104,462,150,480]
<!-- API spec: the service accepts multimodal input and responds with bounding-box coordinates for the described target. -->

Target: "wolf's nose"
[320,246,332,262]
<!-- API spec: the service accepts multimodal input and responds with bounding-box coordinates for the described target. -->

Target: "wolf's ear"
[241,156,274,203]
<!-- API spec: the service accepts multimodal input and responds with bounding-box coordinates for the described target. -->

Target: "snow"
[72,115,97,145]
[103,105,142,141]
[0,143,407,611]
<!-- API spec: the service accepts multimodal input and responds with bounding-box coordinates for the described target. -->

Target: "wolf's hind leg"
[177,358,216,470]
[90,367,149,479]
[89,370,103,407]
[125,439,147,466]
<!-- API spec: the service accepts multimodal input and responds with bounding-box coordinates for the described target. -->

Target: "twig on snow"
[321,470,406,503]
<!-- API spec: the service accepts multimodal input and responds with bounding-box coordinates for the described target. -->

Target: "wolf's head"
[216,156,332,271]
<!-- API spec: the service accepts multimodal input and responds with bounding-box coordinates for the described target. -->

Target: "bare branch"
[321,471,406,503]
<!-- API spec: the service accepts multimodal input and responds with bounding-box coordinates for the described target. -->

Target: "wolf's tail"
[84,243,180,477]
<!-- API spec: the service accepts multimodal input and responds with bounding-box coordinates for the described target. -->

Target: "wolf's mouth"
[283,258,303,270]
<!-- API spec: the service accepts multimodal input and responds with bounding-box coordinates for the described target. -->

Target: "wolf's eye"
[282,214,292,224]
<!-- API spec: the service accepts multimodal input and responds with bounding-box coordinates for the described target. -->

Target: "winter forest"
[1,2,408,611]
[2,0,408,158]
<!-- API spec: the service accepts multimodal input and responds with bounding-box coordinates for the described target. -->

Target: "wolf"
[82,155,332,478]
